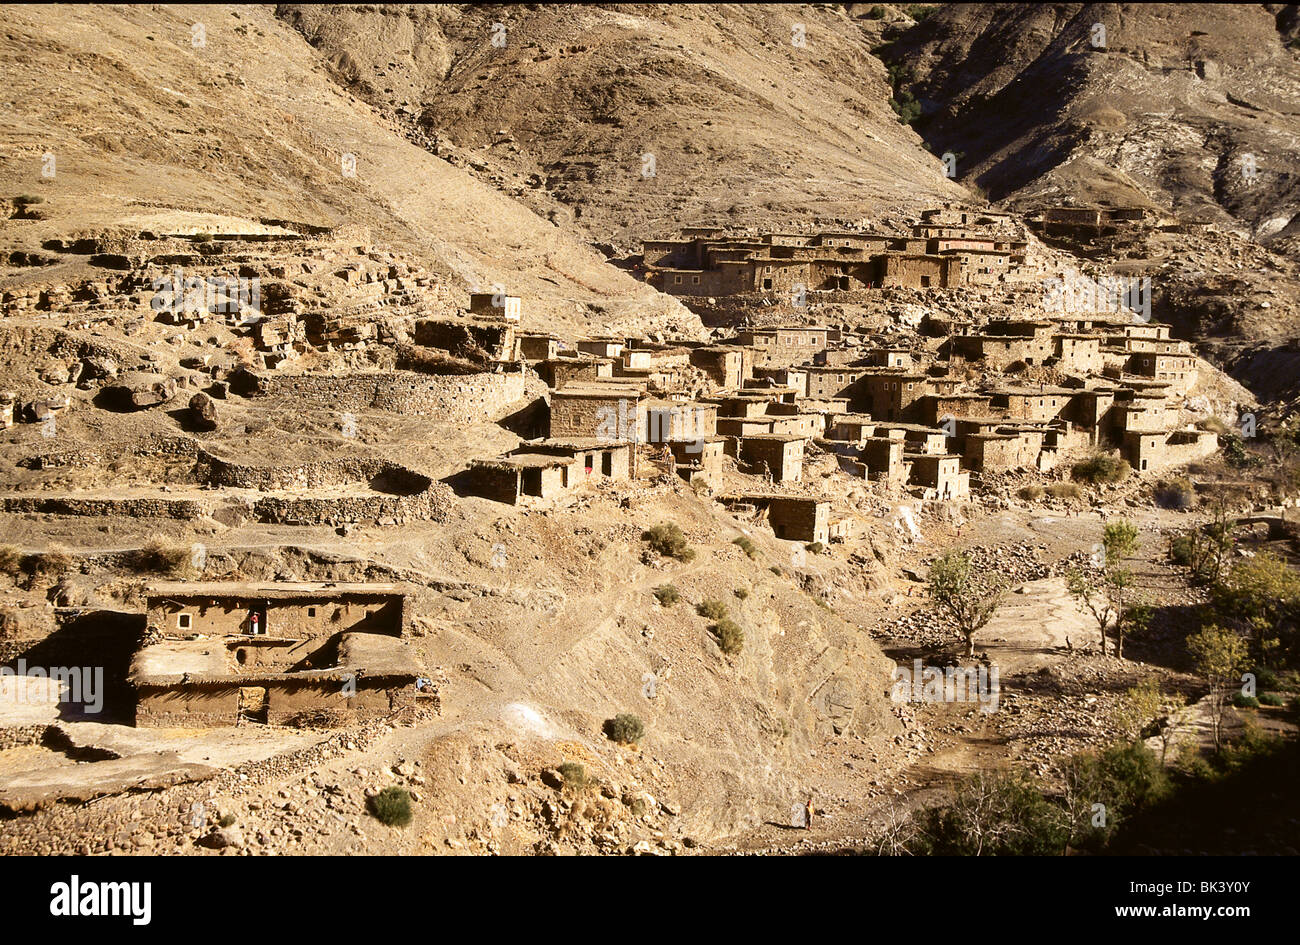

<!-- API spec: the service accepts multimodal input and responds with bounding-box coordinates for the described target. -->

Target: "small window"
[673,275,682,285]
[692,275,700,284]
[177,613,192,630]
[307,607,317,618]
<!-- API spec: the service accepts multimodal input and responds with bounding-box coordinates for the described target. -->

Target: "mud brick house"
[134,582,422,727]
[738,434,805,482]
[752,365,810,396]
[1128,351,1199,389]
[1122,428,1219,474]
[917,393,994,426]
[767,496,831,544]
[689,345,750,389]
[992,386,1077,423]
[549,384,643,441]
[860,436,906,485]
[825,413,877,444]
[468,439,634,504]
[413,318,518,361]
[907,453,969,500]
[951,319,1056,370]
[737,326,830,368]
[862,371,930,420]
[577,338,624,359]
[803,366,869,405]
[716,494,833,545]
[639,398,718,444]
[877,253,965,288]
[518,333,560,361]
[1054,334,1103,374]
[469,292,521,322]
[537,356,614,389]
[669,436,727,482]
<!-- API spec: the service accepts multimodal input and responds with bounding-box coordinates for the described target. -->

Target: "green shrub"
[712,618,744,655]
[1170,533,1195,565]
[732,535,759,559]
[1072,453,1131,486]
[906,770,1066,856]
[1249,666,1280,690]
[865,5,886,19]
[1018,484,1045,501]
[367,786,413,827]
[806,542,825,554]
[769,565,783,576]
[890,89,922,125]
[192,232,213,243]
[604,713,645,744]
[643,523,695,561]
[652,584,680,606]
[13,194,44,206]
[1260,692,1285,707]
[1199,416,1231,436]
[906,3,935,22]
[697,598,728,620]
[218,813,237,828]
[1155,477,1196,510]
[1046,482,1081,499]
[556,761,587,792]
[1222,434,1259,468]
[1233,693,1260,708]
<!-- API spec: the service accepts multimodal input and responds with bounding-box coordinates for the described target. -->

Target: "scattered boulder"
[100,372,176,410]
[189,391,218,431]
[198,826,244,850]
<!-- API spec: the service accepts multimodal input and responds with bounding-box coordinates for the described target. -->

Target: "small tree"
[1067,519,1142,657]
[1186,624,1249,751]
[926,550,1005,657]
[1113,677,1186,765]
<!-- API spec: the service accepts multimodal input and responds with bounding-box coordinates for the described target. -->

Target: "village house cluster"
[460,212,1220,546]
[640,208,1039,296]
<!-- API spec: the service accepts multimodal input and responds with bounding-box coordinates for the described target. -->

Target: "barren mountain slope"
[0,3,693,335]
[276,3,973,248]
[883,3,1300,244]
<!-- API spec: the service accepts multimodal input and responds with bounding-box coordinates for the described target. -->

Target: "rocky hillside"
[0,3,691,336]
[880,3,1300,246]
[275,3,973,249]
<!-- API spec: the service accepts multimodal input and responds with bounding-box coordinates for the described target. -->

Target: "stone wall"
[0,495,205,519]
[233,369,526,423]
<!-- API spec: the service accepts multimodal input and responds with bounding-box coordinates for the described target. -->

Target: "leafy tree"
[1113,677,1186,765]
[1212,551,1300,667]
[907,770,1067,856]
[926,550,1005,657]
[1067,519,1142,657]
[1186,624,1249,750]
